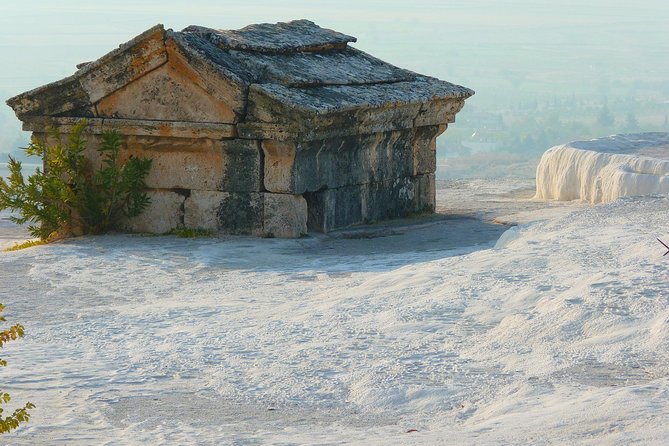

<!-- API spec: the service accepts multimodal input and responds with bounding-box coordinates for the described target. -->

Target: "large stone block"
[124,138,223,191]
[412,125,442,176]
[262,193,307,238]
[261,140,296,193]
[216,192,264,235]
[417,173,436,211]
[121,137,261,192]
[184,191,263,235]
[261,129,418,194]
[123,190,185,234]
[184,190,226,231]
[304,187,360,233]
[304,174,435,232]
[184,191,307,237]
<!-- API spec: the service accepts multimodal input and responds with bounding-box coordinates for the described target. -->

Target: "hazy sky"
[2,0,667,91]
[0,0,667,147]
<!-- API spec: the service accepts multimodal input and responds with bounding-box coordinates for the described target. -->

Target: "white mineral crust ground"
[1,138,669,444]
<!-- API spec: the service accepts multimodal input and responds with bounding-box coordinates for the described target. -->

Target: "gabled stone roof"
[176,31,415,87]
[7,20,473,139]
[182,19,356,53]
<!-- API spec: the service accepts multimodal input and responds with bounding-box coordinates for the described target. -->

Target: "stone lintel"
[22,117,237,139]
[412,125,443,176]
[240,100,463,141]
[247,77,472,118]
[240,120,448,141]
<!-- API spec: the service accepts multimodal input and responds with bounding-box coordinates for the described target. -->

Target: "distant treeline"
[441,94,669,159]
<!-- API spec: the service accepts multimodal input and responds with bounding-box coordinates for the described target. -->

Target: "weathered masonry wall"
[261,125,445,232]
[26,118,307,238]
[26,117,443,237]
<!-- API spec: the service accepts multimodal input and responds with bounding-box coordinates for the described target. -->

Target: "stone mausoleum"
[7,20,473,237]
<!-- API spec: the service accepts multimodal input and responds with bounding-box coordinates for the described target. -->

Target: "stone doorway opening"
[303,188,327,232]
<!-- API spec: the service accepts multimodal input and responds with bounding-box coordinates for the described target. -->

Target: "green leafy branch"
[0,304,34,434]
[0,119,152,240]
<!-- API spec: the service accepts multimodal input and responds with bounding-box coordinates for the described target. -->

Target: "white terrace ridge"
[535,133,669,203]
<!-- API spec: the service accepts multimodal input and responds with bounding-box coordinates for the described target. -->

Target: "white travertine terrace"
[535,133,669,203]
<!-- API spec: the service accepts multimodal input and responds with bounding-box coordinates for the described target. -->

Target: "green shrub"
[0,120,152,240]
[0,304,34,434]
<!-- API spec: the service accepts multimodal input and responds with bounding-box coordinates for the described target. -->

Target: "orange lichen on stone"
[158,123,172,138]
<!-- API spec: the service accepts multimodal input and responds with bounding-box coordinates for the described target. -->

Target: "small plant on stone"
[0,120,152,241]
[0,304,34,434]
[169,226,212,238]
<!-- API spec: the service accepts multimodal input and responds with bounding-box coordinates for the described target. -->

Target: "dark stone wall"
[304,174,435,232]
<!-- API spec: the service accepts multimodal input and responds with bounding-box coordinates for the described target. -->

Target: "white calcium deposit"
[535,133,669,203]
[2,180,669,444]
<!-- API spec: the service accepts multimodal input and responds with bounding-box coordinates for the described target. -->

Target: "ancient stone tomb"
[7,20,473,237]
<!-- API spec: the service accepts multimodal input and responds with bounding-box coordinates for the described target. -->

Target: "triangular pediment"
[95,57,236,123]
[6,25,248,124]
